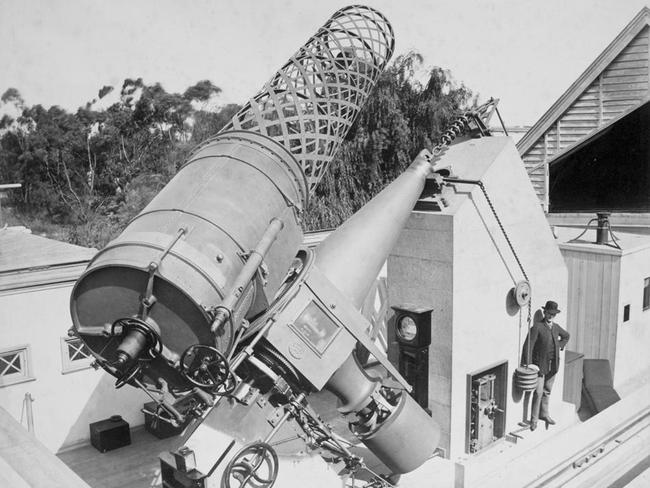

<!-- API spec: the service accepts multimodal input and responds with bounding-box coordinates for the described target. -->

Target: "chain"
[433,101,536,364]
[430,115,470,159]
[430,98,498,158]
[475,182,528,282]
[431,114,470,156]
[473,180,533,361]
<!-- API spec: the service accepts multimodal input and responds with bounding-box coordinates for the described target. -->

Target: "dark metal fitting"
[273,377,292,397]
[210,307,231,334]
[114,351,131,369]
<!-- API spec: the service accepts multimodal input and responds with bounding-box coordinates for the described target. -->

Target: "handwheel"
[180,344,232,391]
[115,363,142,389]
[222,442,279,488]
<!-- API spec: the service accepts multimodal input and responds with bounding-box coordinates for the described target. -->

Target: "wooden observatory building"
[518,7,650,217]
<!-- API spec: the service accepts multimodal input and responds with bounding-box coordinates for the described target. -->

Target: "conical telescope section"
[220,5,395,194]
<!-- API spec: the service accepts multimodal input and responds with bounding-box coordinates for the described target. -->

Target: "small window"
[0,345,34,387]
[644,278,650,311]
[623,304,630,322]
[60,337,93,374]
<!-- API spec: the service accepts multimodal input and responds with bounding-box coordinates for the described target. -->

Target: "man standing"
[522,300,570,430]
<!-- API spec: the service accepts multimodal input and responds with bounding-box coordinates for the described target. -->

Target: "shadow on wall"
[60,371,148,451]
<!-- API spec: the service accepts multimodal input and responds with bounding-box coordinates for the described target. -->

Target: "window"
[60,337,93,373]
[0,345,34,387]
[623,304,630,322]
[644,278,650,311]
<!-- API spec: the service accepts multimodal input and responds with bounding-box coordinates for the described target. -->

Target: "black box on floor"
[144,402,185,439]
[89,415,131,452]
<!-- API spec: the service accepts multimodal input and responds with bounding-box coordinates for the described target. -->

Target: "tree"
[302,52,475,230]
[184,80,221,104]
[0,56,475,246]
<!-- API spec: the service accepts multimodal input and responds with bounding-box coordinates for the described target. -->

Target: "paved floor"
[57,428,185,488]
[55,391,347,488]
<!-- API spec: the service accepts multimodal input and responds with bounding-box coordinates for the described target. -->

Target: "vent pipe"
[596,212,611,245]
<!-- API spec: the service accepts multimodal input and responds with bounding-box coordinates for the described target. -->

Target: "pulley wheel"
[514,280,531,307]
[222,442,279,488]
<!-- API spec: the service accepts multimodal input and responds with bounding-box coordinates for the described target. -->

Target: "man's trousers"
[531,373,556,421]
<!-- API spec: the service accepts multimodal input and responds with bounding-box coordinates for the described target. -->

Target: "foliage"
[0,52,475,246]
[0,82,238,247]
[303,52,475,229]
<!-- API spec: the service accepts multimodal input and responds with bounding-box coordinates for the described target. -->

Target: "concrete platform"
[0,406,90,488]
[393,380,649,488]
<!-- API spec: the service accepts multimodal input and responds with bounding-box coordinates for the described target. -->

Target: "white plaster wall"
[0,284,148,453]
[448,138,569,459]
[388,212,454,452]
[614,247,650,388]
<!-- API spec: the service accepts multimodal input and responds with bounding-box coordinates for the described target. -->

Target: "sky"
[1,0,649,126]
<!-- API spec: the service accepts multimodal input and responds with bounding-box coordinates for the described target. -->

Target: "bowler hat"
[542,300,561,314]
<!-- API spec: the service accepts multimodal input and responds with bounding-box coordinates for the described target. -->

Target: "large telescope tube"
[70,5,394,393]
[319,151,441,473]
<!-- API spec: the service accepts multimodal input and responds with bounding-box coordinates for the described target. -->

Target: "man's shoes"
[530,420,538,431]
[540,416,556,425]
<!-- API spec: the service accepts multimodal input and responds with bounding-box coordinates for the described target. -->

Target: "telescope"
[70,5,447,485]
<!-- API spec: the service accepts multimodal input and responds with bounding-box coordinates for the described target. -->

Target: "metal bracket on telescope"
[138,227,188,320]
[211,219,285,335]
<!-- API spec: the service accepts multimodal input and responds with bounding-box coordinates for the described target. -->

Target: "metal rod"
[211,218,284,334]
[263,393,305,444]
[157,227,187,266]
[24,393,34,434]
[230,316,277,371]
[205,440,237,478]
[495,105,509,136]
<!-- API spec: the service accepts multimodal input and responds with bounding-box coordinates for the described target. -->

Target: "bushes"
[1,54,475,245]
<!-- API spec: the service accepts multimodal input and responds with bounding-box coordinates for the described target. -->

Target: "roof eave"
[546,96,650,166]
[517,7,650,155]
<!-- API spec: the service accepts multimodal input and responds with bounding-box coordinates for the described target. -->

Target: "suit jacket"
[522,318,570,376]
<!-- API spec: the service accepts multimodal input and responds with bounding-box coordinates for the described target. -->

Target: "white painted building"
[388,137,572,460]
[555,226,650,390]
[0,228,148,453]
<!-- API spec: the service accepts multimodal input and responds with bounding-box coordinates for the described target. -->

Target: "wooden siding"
[523,26,650,207]
[560,248,621,372]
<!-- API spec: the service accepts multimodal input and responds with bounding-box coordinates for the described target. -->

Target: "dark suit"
[522,317,570,421]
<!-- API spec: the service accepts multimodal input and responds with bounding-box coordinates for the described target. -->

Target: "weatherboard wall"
[615,245,650,388]
[558,246,620,372]
[520,20,650,208]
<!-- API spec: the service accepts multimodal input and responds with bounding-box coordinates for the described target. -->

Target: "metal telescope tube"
[70,5,395,392]
[316,150,441,473]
